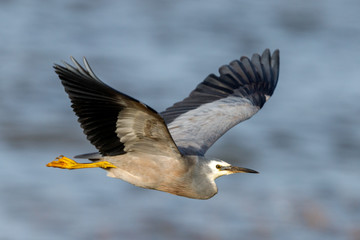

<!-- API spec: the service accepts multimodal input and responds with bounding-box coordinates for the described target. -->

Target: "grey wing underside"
[161,49,280,156]
[54,57,181,159]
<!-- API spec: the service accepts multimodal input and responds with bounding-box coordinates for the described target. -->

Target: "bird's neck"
[183,156,218,199]
[157,155,218,200]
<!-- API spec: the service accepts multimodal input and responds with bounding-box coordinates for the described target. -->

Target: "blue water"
[1,0,360,239]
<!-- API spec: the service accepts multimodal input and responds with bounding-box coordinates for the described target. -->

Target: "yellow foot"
[46,155,117,170]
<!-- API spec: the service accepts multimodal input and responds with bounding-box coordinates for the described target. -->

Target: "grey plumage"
[48,49,280,199]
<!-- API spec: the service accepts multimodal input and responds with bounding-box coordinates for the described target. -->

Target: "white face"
[207,160,233,179]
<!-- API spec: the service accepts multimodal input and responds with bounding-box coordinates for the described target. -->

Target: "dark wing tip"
[270,49,280,89]
[161,49,280,125]
[230,48,280,108]
[54,57,127,156]
[53,56,101,83]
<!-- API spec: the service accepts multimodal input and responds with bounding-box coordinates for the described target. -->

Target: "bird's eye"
[216,164,221,169]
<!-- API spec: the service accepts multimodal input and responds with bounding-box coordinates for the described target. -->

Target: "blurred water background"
[1,0,360,239]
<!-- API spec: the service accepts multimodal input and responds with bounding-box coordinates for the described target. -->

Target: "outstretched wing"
[161,49,279,156]
[54,57,181,158]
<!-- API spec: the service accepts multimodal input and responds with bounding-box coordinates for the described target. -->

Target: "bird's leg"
[46,155,117,170]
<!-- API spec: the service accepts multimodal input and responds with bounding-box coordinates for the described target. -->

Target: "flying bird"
[47,49,280,199]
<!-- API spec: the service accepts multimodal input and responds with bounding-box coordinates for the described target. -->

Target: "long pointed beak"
[221,166,259,174]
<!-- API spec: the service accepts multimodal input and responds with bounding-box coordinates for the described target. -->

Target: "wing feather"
[161,49,280,156]
[54,57,181,158]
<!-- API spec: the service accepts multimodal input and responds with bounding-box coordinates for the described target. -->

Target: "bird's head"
[207,160,258,179]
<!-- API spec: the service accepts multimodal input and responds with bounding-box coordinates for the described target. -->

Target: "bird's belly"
[106,167,156,189]
[104,154,181,190]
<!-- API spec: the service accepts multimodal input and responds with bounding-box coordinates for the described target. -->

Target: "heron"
[47,49,279,199]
